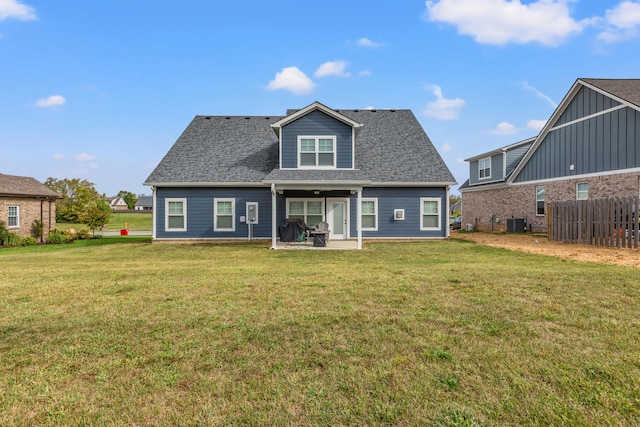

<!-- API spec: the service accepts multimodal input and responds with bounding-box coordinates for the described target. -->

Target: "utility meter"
[246,202,258,224]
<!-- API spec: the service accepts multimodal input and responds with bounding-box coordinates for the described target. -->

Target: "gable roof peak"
[271,101,363,137]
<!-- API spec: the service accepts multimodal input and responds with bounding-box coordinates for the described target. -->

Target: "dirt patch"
[451,230,640,268]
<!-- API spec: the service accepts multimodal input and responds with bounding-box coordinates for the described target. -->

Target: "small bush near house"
[48,228,75,244]
[2,232,22,247]
[21,237,37,246]
[31,219,44,241]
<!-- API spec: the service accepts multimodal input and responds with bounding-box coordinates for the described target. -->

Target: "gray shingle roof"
[145,107,456,186]
[581,78,640,109]
[0,173,59,198]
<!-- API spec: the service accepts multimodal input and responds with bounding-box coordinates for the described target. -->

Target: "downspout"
[357,189,362,250]
[151,187,157,240]
[271,183,277,249]
[40,200,44,243]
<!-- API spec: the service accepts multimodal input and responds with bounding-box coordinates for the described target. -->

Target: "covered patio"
[275,239,359,250]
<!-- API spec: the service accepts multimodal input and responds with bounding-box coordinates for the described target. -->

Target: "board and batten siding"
[155,187,273,239]
[350,187,449,238]
[515,107,640,183]
[555,86,621,126]
[280,110,354,169]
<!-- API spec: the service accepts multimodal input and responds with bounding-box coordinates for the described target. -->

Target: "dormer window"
[299,136,336,168]
[478,157,491,179]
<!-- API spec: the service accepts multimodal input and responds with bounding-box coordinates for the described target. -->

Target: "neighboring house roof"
[145,105,456,187]
[109,196,127,207]
[136,196,152,207]
[0,173,59,198]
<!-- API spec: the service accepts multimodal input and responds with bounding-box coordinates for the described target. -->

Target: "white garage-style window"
[8,206,19,228]
[287,199,324,227]
[298,136,336,168]
[420,198,441,231]
[165,198,187,232]
[361,198,378,231]
[214,198,235,231]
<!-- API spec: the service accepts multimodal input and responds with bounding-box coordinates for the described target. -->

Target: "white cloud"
[527,119,547,131]
[315,60,350,78]
[356,37,385,48]
[492,121,517,135]
[52,152,64,160]
[359,70,372,77]
[597,1,640,42]
[35,95,66,108]
[0,0,37,21]
[266,66,316,95]
[364,106,375,110]
[75,152,96,162]
[441,142,452,152]
[520,82,558,108]
[425,0,584,46]
[422,85,466,120]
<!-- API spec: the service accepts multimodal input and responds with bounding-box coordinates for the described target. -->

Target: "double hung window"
[214,199,235,231]
[478,157,491,179]
[361,198,378,230]
[287,199,324,227]
[536,187,545,215]
[165,199,187,231]
[299,136,335,168]
[576,182,588,200]
[420,198,441,230]
[8,206,19,228]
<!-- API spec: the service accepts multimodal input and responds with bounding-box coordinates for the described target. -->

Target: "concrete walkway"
[101,230,152,236]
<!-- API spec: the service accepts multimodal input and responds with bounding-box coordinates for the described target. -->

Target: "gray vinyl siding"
[281,110,353,169]
[155,187,273,239]
[469,154,504,186]
[505,143,532,176]
[515,107,640,182]
[555,86,620,126]
[349,187,449,238]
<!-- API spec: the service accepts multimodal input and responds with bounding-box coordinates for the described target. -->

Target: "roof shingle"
[0,173,59,198]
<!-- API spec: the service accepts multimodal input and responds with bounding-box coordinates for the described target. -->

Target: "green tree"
[117,190,139,210]
[78,202,111,236]
[44,177,106,223]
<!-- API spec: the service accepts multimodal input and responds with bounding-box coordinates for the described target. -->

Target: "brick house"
[461,78,640,232]
[0,173,60,241]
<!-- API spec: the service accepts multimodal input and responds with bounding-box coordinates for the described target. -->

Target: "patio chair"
[316,221,330,241]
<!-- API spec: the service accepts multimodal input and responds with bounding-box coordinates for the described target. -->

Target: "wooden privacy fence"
[549,197,640,249]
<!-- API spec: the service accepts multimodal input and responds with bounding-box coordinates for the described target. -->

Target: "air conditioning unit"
[465,224,473,231]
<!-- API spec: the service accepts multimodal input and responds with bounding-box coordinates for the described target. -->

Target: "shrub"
[31,219,44,241]
[3,232,22,247]
[75,229,91,240]
[48,228,75,244]
[22,237,37,246]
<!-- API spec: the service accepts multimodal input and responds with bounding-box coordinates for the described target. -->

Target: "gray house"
[461,78,640,232]
[144,102,456,248]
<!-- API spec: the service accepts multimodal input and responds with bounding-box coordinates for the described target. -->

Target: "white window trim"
[536,186,545,216]
[297,135,337,169]
[478,157,491,180]
[165,198,187,232]
[214,198,236,232]
[361,198,378,231]
[420,197,441,231]
[286,198,325,225]
[8,205,19,228]
[576,182,588,200]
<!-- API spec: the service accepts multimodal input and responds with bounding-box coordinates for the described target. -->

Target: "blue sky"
[2,0,640,196]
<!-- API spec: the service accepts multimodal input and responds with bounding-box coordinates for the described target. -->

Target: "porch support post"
[357,188,362,250]
[151,186,156,240]
[271,183,277,249]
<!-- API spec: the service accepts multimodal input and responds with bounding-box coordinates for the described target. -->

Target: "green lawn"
[1,240,639,426]
[58,211,152,232]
